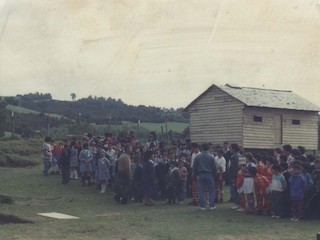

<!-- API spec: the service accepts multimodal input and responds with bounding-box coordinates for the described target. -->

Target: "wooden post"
[137,120,140,139]
[10,111,15,137]
[47,113,50,136]
[316,233,320,240]
[108,114,112,133]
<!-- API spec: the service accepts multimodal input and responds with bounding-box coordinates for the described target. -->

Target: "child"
[270,164,287,218]
[79,143,93,186]
[243,153,256,214]
[250,166,270,215]
[289,163,307,221]
[301,163,313,192]
[97,150,111,194]
[280,162,292,218]
[264,157,275,183]
[308,158,320,219]
[215,149,226,203]
[167,161,181,204]
[69,141,79,180]
[60,143,70,184]
[232,158,245,211]
[178,159,188,204]
[255,153,265,176]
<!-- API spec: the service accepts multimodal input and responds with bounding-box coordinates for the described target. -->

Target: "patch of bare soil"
[0,156,39,168]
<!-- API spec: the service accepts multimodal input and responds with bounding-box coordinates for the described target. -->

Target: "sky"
[0,0,320,109]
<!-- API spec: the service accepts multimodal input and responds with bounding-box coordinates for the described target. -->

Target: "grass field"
[92,121,188,141]
[121,121,188,133]
[1,165,319,240]
[6,104,63,119]
[0,139,42,167]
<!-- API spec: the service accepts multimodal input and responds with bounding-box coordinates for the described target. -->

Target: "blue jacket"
[289,174,307,200]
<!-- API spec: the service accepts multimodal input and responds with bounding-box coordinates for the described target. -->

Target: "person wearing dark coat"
[167,161,181,204]
[142,150,156,206]
[60,144,71,184]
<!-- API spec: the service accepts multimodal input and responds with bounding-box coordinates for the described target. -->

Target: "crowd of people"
[41,132,320,221]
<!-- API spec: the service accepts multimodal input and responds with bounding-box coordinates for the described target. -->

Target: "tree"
[70,93,76,101]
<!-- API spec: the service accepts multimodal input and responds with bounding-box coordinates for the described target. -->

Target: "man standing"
[193,143,217,210]
[114,144,133,204]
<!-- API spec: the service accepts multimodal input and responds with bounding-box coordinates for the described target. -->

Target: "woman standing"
[142,150,156,206]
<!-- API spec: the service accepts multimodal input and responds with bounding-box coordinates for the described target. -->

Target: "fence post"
[317,233,320,240]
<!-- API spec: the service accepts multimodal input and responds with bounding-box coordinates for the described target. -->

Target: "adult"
[229,143,241,209]
[142,150,156,206]
[114,144,133,204]
[192,143,217,210]
[188,143,201,206]
[42,136,53,176]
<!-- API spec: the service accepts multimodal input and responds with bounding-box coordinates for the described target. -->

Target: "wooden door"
[274,115,282,144]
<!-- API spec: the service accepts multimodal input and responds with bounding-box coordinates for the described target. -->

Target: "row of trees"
[0,93,189,139]
[11,93,189,124]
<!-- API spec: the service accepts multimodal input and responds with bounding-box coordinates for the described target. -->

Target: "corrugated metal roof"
[184,84,320,112]
[218,84,320,111]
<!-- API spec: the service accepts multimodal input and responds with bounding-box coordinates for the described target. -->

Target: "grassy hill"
[6,104,63,119]
[0,139,42,167]
[6,104,40,114]
[122,121,188,133]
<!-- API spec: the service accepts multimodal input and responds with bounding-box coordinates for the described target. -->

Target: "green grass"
[6,104,40,114]
[6,104,63,119]
[122,121,188,133]
[93,121,188,135]
[0,139,42,167]
[0,165,319,240]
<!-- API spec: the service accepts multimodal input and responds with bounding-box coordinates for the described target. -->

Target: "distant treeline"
[9,93,189,124]
[0,93,189,138]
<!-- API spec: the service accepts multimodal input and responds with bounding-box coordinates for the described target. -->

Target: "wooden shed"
[184,84,320,150]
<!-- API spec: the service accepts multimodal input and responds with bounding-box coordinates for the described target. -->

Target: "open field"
[0,165,319,240]
[6,104,63,119]
[92,121,188,138]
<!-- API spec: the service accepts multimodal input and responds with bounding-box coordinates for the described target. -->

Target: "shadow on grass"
[0,214,34,225]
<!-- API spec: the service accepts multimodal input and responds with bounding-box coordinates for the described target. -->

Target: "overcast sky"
[0,0,320,109]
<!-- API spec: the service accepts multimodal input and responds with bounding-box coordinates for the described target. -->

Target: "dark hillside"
[12,93,189,124]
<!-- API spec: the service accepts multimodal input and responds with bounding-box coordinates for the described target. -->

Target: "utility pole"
[78,112,81,135]
[108,114,112,133]
[47,112,50,136]
[10,111,15,137]
[137,120,140,139]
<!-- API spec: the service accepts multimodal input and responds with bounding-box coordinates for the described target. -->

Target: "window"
[253,116,263,122]
[292,119,300,125]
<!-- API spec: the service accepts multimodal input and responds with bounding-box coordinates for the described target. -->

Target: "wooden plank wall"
[188,87,244,146]
[243,107,318,150]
